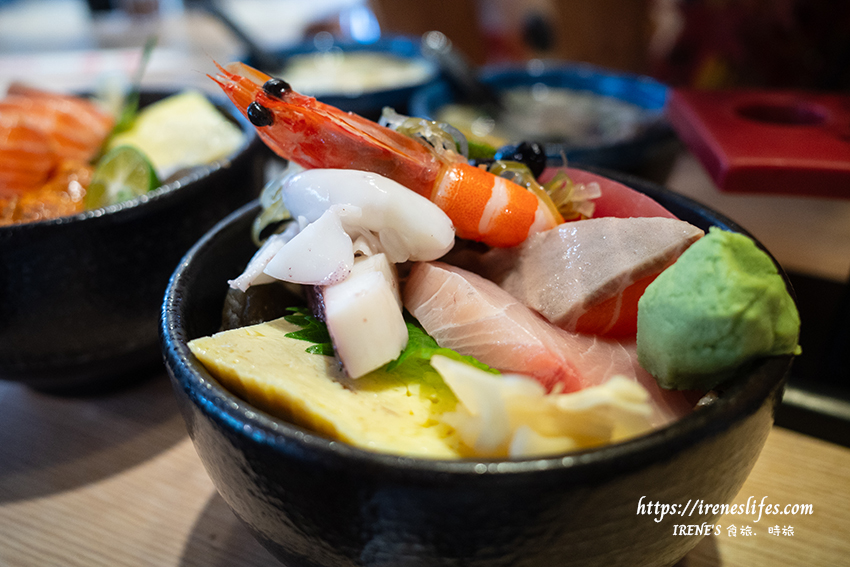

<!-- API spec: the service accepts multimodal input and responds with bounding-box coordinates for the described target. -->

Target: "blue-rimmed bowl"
[410,61,678,174]
[161,167,794,567]
[0,91,267,392]
[251,35,439,121]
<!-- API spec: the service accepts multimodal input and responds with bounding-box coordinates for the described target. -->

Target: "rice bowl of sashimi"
[161,164,796,567]
[2,86,265,391]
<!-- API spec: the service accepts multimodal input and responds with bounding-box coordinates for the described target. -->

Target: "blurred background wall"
[370,0,850,90]
[370,0,654,72]
[2,0,847,90]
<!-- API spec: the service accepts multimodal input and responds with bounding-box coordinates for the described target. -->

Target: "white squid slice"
[347,252,403,309]
[263,208,354,285]
[430,356,655,458]
[279,168,455,264]
[322,253,408,378]
[228,223,299,292]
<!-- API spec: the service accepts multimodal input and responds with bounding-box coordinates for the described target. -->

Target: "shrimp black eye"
[262,78,291,99]
[247,102,274,127]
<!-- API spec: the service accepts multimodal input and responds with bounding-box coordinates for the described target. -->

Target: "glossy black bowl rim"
[277,35,430,61]
[478,59,670,108]
[408,60,675,161]
[162,168,793,481]
[409,59,670,115]
[0,91,258,235]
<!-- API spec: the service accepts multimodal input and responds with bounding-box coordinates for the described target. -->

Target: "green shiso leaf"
[283,307,334,356]
[304,344,335,356]
[387,315,499,375]
[282,307,498,379]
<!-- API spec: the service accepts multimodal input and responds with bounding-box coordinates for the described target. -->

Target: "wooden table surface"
[1,369,848,567]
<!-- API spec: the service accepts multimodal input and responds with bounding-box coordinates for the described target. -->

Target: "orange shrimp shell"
[434,163,558,248]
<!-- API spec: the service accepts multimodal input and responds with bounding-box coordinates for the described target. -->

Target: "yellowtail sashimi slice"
[481,217,704,337]
[403,261,693,426]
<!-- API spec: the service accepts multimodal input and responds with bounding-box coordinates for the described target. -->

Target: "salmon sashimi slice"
[0,88,114,163]
[5,159,91,225]
[475,217,704,337]
[0,121,57,193]
[403,261,693,426]
[573,273,656,336]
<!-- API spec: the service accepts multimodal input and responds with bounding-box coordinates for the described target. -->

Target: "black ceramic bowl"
[161,168,794,567]
[250,35,439,121]
[0,91,267,392]
[410,61,679,175]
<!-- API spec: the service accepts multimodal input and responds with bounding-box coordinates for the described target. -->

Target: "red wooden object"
[667,89,850,198]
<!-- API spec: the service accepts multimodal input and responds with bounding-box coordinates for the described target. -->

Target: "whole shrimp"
[210,62,563,248]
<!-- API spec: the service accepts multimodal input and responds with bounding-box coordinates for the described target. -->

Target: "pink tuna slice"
[540,167,679,220]
[404,261,693,426]
[476,217,704,336]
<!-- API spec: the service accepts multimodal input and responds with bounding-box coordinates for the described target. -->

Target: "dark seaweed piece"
[220,282,304,331]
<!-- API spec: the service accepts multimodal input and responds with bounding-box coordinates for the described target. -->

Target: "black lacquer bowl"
[250,35,439,122]
[161,168,794,567]
[409,61,678,175]
[0,91,267,392]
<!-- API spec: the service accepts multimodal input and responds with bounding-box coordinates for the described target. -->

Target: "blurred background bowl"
[161,168,794,567]
[248,34,440,121]
[410,61,680,180]
[0,90,267,393]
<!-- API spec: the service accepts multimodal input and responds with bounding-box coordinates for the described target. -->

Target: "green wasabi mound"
[637,227,801,390]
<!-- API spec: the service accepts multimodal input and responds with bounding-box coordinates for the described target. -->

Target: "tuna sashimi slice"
[540,167,678,220]
[403,262,693,426]
[478,217,704,336]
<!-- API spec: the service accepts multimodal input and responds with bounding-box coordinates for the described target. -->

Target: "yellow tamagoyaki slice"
[188,317,466,459]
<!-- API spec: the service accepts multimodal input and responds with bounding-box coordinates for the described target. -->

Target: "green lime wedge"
[106,90,244,180]
[85,145,159,209]
[467,139,498,161]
